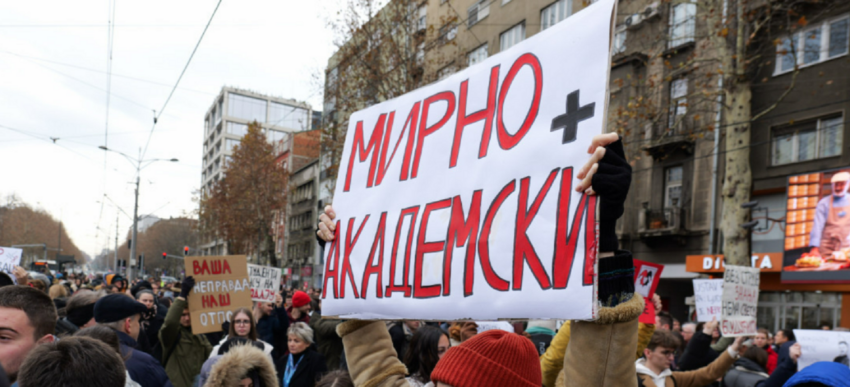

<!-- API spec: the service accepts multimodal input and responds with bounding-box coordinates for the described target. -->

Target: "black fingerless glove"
[179,276,195,299]
[590,139,631,253]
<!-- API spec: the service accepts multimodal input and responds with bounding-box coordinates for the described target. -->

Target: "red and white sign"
[0,247,22,284]
[322,0,616,320]
[634,259,664,324]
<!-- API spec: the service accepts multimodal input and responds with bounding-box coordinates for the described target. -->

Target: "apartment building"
[199,86,313,257]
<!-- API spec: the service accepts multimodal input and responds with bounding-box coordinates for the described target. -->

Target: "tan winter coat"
[337,293,645,387]
[635,350,736,387]
[203,344,279,387]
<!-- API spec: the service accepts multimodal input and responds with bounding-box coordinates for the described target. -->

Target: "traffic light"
[183,246,189,256]
[162,252,167,260]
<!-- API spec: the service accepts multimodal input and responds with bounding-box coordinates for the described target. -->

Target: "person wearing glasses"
[209,307,276,358]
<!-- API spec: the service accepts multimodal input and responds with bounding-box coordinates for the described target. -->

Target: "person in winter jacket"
[197,338,265,387]
[159,276,212,387]
[75,326,143,387]
[135,289,165,357]
[16,336,128,387]
[389,321,420,361]
[309,301,344,371]
[254,297,290,359]
[94,293,171,387]
[754,328,778,373]
[318,133,645,387]
[403,326,450,387]
[783,361,850,387]
[288,291,312,325]
[676,318,724,371]
[203,344,279,387]
[539,319,657,387]
[209,307,275,358]
[635,327,743,387]
[275,322,328,387]
[723,343,801,387]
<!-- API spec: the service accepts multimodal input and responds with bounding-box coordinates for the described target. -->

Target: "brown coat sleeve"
[671,350,736,387]
[337,320,410,387]
[562,293,644,387]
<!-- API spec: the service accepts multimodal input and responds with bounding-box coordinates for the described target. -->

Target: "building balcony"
[643,121,696,161]
[638,205,689,239]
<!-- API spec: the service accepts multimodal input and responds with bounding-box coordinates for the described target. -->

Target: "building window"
[500,22,526,51]
[502,0,512,4]
[775,15,850,75]
[228,93,267,122]
[226,122,249,136]
[771,115,843,165]
[668,78,688,130]
[613,25,627,55]
[669,2,696,48]
[467,0,490,28]
[267,129,287,145]
[225,138,241,153]
[438,64,457,80]
[541,0,571,31]
[468,43,488,67]
[417,5,427,31]
[664,166,683,208]
[269,102,309,131]
[215,98,223,125]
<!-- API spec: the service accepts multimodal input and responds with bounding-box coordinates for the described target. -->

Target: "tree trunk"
[720,85,753,266]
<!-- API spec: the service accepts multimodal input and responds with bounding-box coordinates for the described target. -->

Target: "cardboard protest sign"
[184,255,253,334]
[692,279,723,322]
[248,264,282,303]
[720,265,760,337]
[0,247,22,284]
[322,0,616,321]
[634,259,664,324]
[794,329,850,370]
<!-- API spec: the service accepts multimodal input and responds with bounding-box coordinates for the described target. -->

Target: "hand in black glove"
[179,276,196,299]
[576,133,632,253]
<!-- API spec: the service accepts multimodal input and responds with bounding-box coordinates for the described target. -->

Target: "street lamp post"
[99,145,178,281]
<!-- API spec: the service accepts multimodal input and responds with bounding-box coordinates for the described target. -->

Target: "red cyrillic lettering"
[344,115,386,191]
[321,221,342,299]
[340,216,369,299]
[552,168,588,289]
[410,92,456,179]
[414,199,452,298]
[379,104,420,186]
[386,207,419,297]
[361,212,387,299]
[496,53,543,150]
[451,66,500,167]
[584,195,597,286]
[477,181,514,292]
[513,169,558,290]
[446,190,482,297]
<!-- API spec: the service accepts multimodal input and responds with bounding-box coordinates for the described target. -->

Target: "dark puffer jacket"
[723,357,768,387]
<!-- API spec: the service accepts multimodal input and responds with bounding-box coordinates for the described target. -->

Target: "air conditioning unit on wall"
[643,2,661,20]
[625,12,643,29]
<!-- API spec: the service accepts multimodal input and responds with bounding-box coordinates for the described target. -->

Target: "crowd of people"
[1,134,849,387]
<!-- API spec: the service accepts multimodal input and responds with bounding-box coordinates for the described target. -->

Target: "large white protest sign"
[248,264,282,303]
[476,321,515,333]
[321,0,616,320]
[0,247,22,284]
[692,279,723,322]
[794,329,850,370]
[720,265,760,337]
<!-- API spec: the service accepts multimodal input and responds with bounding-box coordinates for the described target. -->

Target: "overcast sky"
[0,0,347,260]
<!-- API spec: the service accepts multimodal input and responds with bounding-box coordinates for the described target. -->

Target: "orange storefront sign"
[685,253,783,273]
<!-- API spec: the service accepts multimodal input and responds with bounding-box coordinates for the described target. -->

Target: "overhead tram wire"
[141,0,223,161]
[100,0,117,240]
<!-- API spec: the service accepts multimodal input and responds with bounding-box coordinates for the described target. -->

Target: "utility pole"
[129,173,140,281]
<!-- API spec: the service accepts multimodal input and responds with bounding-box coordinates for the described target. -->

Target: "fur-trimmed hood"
[203,344,278,387]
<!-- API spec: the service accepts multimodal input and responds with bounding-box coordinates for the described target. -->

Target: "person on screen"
[835,341,849,366]
[809,172,850,258]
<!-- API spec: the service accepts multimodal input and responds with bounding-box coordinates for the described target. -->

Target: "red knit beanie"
[292,291,311,308]
[430,329,541,387]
